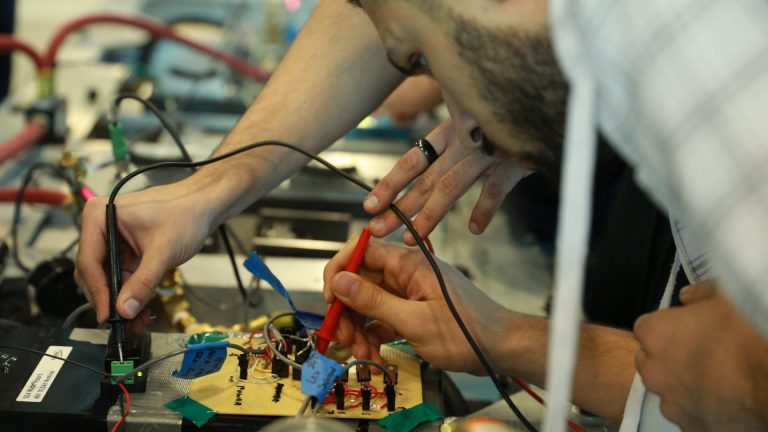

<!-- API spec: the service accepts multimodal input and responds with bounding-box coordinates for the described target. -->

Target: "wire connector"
[108,122,128,162]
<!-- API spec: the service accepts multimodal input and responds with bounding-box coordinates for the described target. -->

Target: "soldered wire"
[263,311,303,370]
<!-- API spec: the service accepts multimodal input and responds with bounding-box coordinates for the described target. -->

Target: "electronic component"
[189,339,423,420]
[238,353,249,380]
[355,364,371,384]
[339,365,349,383]
[109,361,135,385]
[271,347,290,378]
[334,381,345,410]
[383,364,398,385]
[361,386,372,411]
[291,341,310,381]
[100,332,151,397]
[385,383,396,412]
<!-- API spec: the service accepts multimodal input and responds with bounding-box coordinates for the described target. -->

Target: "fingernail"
[364,195,379,211]
[678,285,693,301]
[403,231,415,244]
[334,273,358,299]
[469,222,480,234]
[470,127,483,142]
[123,297,140,318]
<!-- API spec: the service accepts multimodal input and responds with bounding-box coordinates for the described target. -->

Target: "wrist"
[461,301,542,379]
[484,313,547,382]
[183,157,264,227]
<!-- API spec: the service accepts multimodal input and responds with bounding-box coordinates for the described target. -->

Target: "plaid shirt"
[546,0,768,430]
[553,0,768,340]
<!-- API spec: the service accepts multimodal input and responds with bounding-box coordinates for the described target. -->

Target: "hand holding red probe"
[315,228,372,355]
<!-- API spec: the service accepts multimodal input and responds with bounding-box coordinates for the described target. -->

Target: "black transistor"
[339,364,349,383]
[383,364,398,385]
[292,342,310,381]
[385,383,396,412]
[238,353,249,380]
[271,347,290,378]
[334,381,345,410]
[361,386,372,411]
[355,364,371,383]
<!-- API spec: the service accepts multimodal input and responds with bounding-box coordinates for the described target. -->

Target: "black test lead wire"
[110,94,253,307]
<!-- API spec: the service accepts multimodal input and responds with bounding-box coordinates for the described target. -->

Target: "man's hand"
[75,184,213,323]
[364,118,529,245]
[634,281,768,431]
[322,238,514,374]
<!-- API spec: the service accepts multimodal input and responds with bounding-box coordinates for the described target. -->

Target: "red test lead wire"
[315,227,372,355]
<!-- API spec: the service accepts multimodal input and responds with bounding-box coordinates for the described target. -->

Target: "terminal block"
[100,332,151,398]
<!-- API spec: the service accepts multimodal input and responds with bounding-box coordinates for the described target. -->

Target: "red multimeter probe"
[315,227,371,355]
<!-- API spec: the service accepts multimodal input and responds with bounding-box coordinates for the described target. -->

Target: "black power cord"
[111,94,255,306]
[105,140,538,431]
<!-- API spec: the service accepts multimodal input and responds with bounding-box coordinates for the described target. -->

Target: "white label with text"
[16,346,73,403]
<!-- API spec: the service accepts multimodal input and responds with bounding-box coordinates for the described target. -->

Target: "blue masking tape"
[172,342,228,379]
[243,253,325,329]
[294,311,325,330]
[300,351,345,401]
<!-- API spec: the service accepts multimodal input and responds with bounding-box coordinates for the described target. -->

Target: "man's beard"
[452,19,569,179]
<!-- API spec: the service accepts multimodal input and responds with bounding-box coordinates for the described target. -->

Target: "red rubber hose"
[0,187,68,205]
[42,14,270,81]
[0,35,45,70]
[0,121,47,164]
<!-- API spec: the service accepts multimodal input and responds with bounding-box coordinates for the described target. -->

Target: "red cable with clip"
[315,228,371,355]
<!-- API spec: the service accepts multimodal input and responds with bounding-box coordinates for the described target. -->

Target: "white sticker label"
[16,345,73,403]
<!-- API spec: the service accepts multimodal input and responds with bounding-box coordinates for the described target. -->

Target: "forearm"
[490,315,638,423]
[186,0,403,225]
